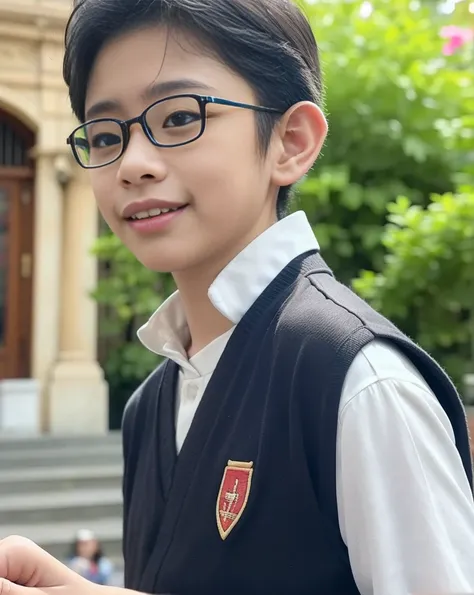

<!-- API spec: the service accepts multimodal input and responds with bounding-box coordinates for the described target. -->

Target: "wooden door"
[0,110,35,379]
[0,179,18,378]
[0,175,34,379]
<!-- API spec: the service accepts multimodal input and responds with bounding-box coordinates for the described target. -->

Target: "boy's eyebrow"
[85,78,216,121]
[142,78,216,101]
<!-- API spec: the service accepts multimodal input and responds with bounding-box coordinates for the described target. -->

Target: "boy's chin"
[135,252,192,274]
[132,239,221,276]
[137,257,176,274]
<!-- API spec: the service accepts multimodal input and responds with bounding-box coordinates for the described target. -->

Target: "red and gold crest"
[216,460,253,540]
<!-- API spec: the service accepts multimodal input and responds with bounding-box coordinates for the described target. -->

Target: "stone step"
[0,432,122,452]
[0,435,124,583]
[0,464,122,495]
[0,444,122,469]
[0,517,123,564]
[0,487,122,525]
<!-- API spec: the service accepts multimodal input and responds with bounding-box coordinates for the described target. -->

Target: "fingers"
[0,536,79,588]
[0,578,42,595]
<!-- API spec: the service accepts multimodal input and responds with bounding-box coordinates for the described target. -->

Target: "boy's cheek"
[90,176,117,216]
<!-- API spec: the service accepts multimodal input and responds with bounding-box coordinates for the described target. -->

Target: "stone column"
[48,162,108,435]
[30,149,64,432]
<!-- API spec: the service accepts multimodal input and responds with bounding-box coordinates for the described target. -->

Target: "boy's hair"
[63,0,323,218]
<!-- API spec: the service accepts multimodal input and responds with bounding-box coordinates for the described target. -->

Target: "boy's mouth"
[126,205,187,221]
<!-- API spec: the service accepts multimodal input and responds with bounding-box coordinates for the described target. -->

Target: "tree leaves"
[297,0,474,287]
[353,187,474,388]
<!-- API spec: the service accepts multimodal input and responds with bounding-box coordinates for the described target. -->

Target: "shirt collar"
[137,210,319,361]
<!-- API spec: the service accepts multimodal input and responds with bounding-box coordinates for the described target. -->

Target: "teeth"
[131,210,154,220]
[130,206,182,220]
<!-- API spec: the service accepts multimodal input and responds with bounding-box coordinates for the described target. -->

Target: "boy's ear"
[271,101,327,188]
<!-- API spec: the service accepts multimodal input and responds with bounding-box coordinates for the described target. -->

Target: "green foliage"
[354,186,474,385]
[297,0,474,284]
[91,231,174,386]
[448,0,474,28]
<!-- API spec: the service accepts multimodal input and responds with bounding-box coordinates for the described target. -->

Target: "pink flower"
[440,25,474,56]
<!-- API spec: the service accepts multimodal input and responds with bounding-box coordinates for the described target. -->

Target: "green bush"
[297,0,474,283]
[91,233,172,377]
[353,186,474,387]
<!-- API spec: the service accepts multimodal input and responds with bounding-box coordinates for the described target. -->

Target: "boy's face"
[85,26,281,277]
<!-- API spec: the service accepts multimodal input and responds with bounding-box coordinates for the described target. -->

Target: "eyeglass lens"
[72,96,204,167]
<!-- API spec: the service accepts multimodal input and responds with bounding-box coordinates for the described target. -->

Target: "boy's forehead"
[86,26,237,107]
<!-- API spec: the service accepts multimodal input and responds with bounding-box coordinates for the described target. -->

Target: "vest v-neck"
[138,251,319,591]
[157,360,179,499]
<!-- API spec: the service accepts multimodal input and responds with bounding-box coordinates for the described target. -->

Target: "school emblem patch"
[216,460,253,540]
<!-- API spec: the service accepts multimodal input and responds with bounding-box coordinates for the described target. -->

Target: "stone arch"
[0,85,39,134]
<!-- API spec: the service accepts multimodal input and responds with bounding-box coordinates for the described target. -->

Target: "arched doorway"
[0,109,35,379]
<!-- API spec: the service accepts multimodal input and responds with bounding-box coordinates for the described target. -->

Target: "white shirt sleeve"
[336,340,474,595]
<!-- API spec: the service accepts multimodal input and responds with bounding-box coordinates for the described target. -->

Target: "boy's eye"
[163,111,201,128]
[91,133,122,148]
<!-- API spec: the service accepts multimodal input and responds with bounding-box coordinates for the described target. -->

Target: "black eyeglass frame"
[66,93,284,169]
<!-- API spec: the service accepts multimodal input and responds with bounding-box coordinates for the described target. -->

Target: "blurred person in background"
[66,530,113,586]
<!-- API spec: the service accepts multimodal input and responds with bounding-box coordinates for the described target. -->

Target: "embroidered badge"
[216,460,253,540]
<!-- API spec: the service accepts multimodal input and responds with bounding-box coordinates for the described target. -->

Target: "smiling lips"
[122,198,186,218]
[128,206,183,220]
[122,198,188,233]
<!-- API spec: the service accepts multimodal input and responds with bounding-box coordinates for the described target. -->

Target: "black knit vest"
[122,251,472,595]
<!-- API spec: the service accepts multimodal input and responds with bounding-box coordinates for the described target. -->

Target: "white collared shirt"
[138,210,474,595]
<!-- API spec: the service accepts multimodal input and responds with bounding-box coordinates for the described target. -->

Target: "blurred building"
[0,0,108,435]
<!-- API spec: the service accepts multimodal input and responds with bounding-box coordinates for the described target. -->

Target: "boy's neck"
[174,270,234,359]
[173,208,278,358]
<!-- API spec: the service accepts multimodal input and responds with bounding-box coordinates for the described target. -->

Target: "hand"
[0,536,102,595]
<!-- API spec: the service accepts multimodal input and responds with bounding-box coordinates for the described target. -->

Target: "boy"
[1,0,473,594]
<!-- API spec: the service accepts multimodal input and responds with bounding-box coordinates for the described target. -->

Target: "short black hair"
[63,0,323,218]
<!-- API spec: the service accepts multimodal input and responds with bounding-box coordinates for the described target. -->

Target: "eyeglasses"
[66,94,283,169]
